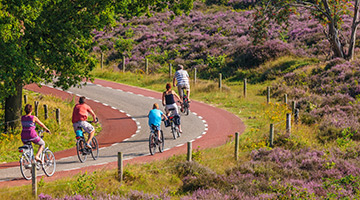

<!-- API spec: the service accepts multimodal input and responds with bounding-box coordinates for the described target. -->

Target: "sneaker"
[86,143,92,149]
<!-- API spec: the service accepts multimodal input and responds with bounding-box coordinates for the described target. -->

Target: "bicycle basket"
[164,119,171,127]
[174,115,181,125]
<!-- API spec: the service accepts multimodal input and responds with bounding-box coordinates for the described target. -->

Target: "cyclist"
[72,96,97,149]
[21,104,51,163]
[148,103,167,141]
[162,83,182,132]
[173,64,191,102]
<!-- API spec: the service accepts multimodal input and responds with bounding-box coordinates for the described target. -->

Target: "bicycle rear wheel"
[176,126,181,138]
[184,104,189,116]
[149,132,156,155]
[159,130,164,153]
[76,139,87,163]
[42,149,56,177]
[171,122,177,139]
[91,137,99,160]
[19,154,32,180]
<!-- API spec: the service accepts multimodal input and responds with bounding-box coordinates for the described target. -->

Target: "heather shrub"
[176,161,226,192]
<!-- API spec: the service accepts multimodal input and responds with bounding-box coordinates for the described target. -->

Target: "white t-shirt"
[174,69,189,85]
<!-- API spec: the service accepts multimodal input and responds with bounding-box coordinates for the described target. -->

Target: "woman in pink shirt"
[21,104,50,163]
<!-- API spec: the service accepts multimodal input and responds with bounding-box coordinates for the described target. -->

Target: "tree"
[0,0,193,130]
[252,0,358,60]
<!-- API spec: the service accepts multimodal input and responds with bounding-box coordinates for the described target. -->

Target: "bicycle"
[149,124,164,155]
[18,130,56,180]
[167,108,181,139]
[75,118,99,163]
[179,88,190,116]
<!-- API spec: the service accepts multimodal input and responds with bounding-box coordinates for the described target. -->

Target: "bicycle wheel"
[184,104,189,116]
[158,130,164,153]
[91,137,99,160]
[171,122,177,139]
[149,132,156,155]
[42,149,56,177]
[76,139,87,163]
[19,154,32,180]
[176,126,181,138]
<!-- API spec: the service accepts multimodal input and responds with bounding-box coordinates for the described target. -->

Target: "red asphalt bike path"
[0,79,245,187]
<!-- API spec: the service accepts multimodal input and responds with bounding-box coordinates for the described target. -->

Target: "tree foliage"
[0,0,194,128]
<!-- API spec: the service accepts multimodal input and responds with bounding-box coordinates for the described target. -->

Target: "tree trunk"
[347,0,360,60]
[5,83,23,131]
[328,23,344,59]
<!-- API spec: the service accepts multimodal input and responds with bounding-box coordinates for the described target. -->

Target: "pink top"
[21,115,38,141]
[72,103,93,123]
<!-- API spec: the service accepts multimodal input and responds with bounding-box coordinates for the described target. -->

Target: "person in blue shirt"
[148,103,168,141]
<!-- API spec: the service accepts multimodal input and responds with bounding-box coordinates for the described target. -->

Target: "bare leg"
[35,145,44,162]
[87,130,95,146]
[157,130,161,141]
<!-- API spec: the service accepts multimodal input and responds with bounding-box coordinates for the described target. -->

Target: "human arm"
[162,113,168,121]
[172,90,182,103]
[173,76,176,87]
[162,92,166,106]
[88,107,97,123]
[34,116,50,133]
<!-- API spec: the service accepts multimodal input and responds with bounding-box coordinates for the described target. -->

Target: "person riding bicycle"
[148,103,167,141]
[173,64,191,102]
[162,83,182,133]
[21,104,51,163]
[72,96,97,149]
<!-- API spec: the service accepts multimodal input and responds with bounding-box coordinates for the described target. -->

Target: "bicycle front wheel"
[159,130,164,153]
[76,139,87,163]
[91,137,99,160]
[149,132,156,155]
[42,149,56,177]
[19,154,32,180]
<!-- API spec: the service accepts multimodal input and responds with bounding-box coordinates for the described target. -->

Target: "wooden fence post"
[194,68,197,85]
[284,94,288,104]
[267,87,270,104]
[292,101,296,114]
[24,95,28,104]
[235,132,239,161]
[118,152,123,182]
[122,55,125,73]
[44,105,48,120]
[294,109,299,124]
[187,142,192,161]
[243,78,247,98]
[56,108,60,124]
[286,113,291,134]
[169,63,172,78]
[269,124,274,147]
[34,101,39,117]
[145,58,149,75]
[32,161,37,197]
[219,73,222,91]
[101,52,103,69]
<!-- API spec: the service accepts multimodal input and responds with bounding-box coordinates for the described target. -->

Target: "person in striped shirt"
[173,64,190,102]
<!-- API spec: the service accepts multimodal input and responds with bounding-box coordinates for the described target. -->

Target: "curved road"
[0,79,245,187]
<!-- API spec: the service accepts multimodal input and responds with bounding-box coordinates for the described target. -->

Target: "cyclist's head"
[166,83,171,90]
[153,103,159,109]
[177,64,184,70]
[79,96,86,104]
[24,104,33,115]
